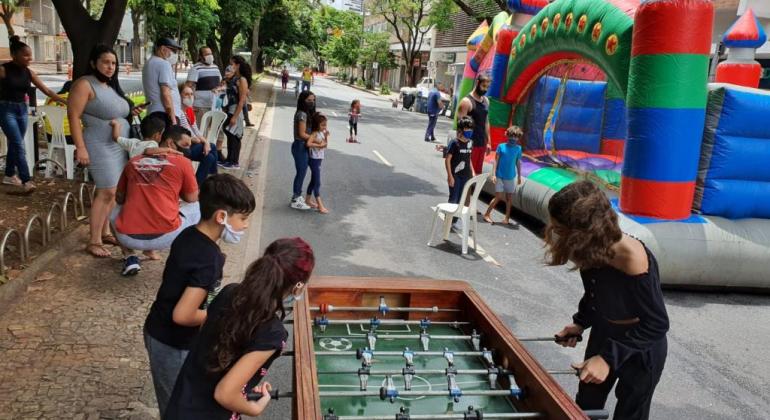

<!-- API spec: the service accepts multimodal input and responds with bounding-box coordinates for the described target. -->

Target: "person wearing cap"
[143,37,183,126]
[143,38,215,182]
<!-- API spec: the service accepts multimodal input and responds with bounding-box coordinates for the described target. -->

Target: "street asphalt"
[252,76,770,419]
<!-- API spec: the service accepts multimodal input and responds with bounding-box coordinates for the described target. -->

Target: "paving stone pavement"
[0,78,275,420]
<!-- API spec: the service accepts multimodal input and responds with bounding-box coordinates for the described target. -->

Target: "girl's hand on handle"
[555,323,584,348]
[76,148,90,166]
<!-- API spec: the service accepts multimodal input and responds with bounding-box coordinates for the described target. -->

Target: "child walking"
[305,113,330,214]
[348,99,361,143]
[164,238,315,419]
[484,126,523,226]
[143,174,256,417]
[547,181,669,420]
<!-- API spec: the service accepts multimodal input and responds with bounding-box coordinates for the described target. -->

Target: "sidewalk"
[0,76,276,420]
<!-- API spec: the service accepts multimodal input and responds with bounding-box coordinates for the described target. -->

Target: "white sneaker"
[2,175,21,186]
[290,197,311,210]
[452,219,465,231]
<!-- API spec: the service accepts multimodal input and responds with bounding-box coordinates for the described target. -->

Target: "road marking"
[332,111,338,117]
[373,150,392,167]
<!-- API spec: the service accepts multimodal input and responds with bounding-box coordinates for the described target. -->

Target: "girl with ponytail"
[165,238,315,419]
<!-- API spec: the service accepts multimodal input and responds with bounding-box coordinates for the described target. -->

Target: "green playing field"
[314,323,518,417]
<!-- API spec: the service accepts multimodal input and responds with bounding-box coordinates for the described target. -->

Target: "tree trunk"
[0,11,15,38]
[186,34,198,63]
[52,0,129,79]
[207,35,223,70]
[218,28,238,72]
[255,49,264,73]
[130,7,142,70]
[250,16,261,71]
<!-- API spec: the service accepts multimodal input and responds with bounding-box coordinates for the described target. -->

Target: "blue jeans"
[448,174,469,204]
[0,101,30,183]
[301,81,311,92]
[187,142,218,186]
[425,114,438,141]
[307,158,323,197]
[144,328,189,417]
[292,140,309,199]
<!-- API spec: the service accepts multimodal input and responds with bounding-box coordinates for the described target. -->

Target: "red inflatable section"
[620,176,696,220]
[631,0,713,56]
[715,62,762,88]
[600,139,625,159]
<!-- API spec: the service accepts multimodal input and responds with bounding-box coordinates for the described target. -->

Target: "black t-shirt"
[0,62,31,103]
[447,138,473,179]
[164,284,288,420]
[466,95,489,148]
[144,226,225,350]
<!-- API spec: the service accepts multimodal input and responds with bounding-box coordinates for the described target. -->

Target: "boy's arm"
[491,153,500,182]
[172,287,209,327]
[116,137,140,154]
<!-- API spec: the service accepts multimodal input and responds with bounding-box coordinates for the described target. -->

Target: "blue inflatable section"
[525,76,606,153]
[602,98,627,140]
[695,85,770,219]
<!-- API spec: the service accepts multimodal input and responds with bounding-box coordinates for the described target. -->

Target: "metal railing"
[0,183,94,276]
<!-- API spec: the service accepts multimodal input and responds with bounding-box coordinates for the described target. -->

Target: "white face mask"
[219,211,245,244]
[182,97,194,107]
[204,54,214,65]
[282,285,305,306]
[166,52,179,66]
[225,65,234,74]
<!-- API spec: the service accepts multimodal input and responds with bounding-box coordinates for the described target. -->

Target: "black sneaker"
[121,255,141,276]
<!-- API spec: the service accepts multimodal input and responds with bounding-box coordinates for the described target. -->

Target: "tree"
[128,0,145,69]
[368,0,454,86]
[207,0,264,70]
[448,0,502,22]
[0,0,23,38]
[52,0,128,79]
[361,32,396,69]
[138,0,218,55]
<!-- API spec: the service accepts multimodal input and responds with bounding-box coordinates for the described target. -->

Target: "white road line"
[373,150,392,167]
[332,111,338,117]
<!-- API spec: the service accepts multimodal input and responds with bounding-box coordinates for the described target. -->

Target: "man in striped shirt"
[186,46,223,123]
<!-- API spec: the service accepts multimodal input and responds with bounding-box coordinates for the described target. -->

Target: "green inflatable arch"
[503,0,635,103]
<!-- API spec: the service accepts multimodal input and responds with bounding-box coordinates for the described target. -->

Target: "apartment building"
[364,12,433,90]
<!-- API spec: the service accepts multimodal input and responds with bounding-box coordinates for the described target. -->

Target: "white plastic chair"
[40,105,76,180]
[427,172,490,255]
[199,110,227,145]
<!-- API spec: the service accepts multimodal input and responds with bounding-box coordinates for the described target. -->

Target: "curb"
[0,223,88,311]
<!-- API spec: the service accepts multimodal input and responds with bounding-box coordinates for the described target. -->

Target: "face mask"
[475,86,488,95]
[463,130,474,139]
[166,52,178,66]
[508,136,518,144]
[226,65,234,73]
[282,285,305,307]
[182,97,194,107]
[93,69,111,83]
[203,54,214,65]
[219,211,245,244]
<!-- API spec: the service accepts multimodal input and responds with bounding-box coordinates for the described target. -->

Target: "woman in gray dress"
[68,45,136,258]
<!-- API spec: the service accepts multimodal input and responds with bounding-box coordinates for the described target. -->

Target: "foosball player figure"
[545,181,669,420]
[163,238,315,419]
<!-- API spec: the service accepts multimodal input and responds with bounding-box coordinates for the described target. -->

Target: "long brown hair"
[544,180,622,270]
[208,238,315,373]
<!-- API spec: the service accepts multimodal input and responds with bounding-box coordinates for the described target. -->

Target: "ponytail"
[208,238,314,373]
[9,36,28,56]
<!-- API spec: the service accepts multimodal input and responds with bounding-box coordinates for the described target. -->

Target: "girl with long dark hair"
[0,36,67,192]
[290,90,315,210]
[164,237,315,419]
[545,180,669,420]
[68,44,137,258]
[220,55,252,169]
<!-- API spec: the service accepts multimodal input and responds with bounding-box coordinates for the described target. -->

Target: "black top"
[465,94,488,148]
[144,226,225,350]
[164,284,288,420]
[447,139,473,179]
[0,62,31,103]
[573,244,669,371]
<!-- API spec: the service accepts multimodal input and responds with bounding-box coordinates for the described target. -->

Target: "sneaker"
[290,197,311,210]
[22,181,36,193]
[452,219,465,231]
[122,255,141,276]
[2,175,21,186]
[227,163,241,170]
[217,161,228,168]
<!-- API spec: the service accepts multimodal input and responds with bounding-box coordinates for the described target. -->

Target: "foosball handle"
[246,389,290,401]
[584,409,610,419]
[554,334,583,343]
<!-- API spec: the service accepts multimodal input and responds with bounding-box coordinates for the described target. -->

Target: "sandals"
[102,234,120,246]
[86,243,112,258]
[483,215,494,224]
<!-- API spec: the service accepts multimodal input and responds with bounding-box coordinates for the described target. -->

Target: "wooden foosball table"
[257,277,609,419]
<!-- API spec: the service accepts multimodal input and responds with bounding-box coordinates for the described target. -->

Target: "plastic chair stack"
[40,105,77,180]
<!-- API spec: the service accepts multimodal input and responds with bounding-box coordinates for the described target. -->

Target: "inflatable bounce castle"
[457,0,770,289]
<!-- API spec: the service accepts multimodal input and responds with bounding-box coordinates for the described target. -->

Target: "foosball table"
[261,277,609,419]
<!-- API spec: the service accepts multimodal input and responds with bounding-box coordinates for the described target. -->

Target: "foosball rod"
[313,334,581,343]
[316,368,579,376]
[311,305,461,314]
[323,410,610,420]
[316,319,470,326]
[314,350,485,357]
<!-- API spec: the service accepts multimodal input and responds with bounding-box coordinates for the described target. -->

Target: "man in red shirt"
[111,125,200,276]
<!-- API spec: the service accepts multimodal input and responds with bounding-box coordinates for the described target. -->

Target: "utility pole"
[360,0,365,83]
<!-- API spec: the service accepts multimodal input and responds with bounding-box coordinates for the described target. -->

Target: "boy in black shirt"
[446,115,476,202]
[143,173,256,416]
